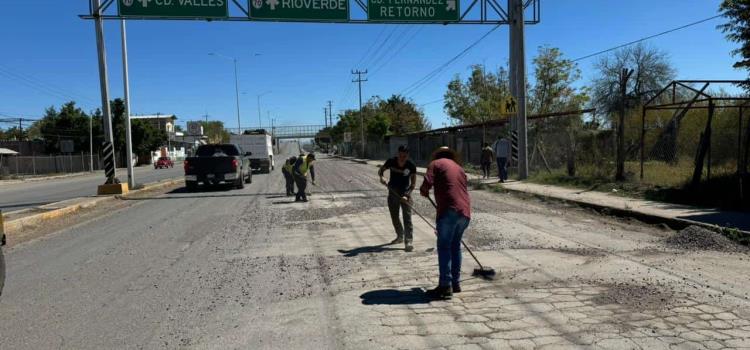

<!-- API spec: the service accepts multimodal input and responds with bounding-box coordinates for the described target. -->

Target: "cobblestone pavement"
[289,158,750,349]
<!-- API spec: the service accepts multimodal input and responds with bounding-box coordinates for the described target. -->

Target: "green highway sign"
[368,0,459,22]
[249,0,349,21]
[117,0,229,18]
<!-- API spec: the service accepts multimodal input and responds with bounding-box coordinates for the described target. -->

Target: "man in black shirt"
[379,145,417,252]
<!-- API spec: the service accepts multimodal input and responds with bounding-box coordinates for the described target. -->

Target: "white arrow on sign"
[266,0,279,10]
[446,0,456,11]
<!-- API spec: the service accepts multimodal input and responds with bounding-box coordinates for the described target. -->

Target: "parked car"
[184,144,252,191]
[154,157,174,169]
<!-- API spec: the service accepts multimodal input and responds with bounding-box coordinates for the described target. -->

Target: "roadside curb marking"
[3,178,184,239]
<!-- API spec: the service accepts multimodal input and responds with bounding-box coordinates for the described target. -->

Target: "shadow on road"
[337,243,403,257]
[360,288,430,305]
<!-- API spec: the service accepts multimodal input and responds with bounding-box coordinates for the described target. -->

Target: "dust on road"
[1,156,749,349]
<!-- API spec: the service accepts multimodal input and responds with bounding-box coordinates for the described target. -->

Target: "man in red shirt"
[420,147,471,300]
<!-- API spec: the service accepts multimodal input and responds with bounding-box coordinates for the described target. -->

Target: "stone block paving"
[293,192,750,350]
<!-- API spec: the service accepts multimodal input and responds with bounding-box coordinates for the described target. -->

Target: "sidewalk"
[336,155,750,234]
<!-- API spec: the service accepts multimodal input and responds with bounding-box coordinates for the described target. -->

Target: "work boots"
[404,241,414,252]
[390,237,404,245]
[425,285,452,300]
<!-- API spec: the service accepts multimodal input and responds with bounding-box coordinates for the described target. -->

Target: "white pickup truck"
[230,133,275,173]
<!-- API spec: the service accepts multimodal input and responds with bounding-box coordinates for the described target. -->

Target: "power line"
[572,15,724,62]
[0,64,97,104]
[412,14,725,110]
[401,25,502,98]
[354,25,388,69]
[370,26,424,78]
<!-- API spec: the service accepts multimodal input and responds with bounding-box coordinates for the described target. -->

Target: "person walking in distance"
[492,135,511,182]
[480,142,495,179]
[420,147,471,300]
[282,156,297,196]
[379,145,417,252]
[293,153,316,202]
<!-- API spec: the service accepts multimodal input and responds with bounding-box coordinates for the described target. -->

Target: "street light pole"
[209,53,242,134]
[121,19,135,189]
[233,58,241,133]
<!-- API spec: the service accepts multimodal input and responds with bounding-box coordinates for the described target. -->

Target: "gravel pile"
[592,282,678,311]
[664,225,747,253]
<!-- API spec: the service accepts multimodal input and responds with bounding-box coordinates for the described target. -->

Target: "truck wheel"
[186,181,198,192]
[236,173,245,189]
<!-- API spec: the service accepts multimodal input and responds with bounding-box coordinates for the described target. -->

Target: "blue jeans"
[497,157,508,181]
[436,209,471,287]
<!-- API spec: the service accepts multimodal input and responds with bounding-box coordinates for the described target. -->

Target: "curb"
[2,177,184,237]
[336,155,750,236]
[496,185,750,236]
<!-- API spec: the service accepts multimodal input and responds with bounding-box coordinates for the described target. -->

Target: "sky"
[0,0,744,131]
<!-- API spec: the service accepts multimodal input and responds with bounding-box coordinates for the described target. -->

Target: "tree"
[590,43,675,125]
[200,121,230,143]
[34,102,93,153]
[444,65,510,124]
[528,46,589,176]
[1,126,27,141]
[376,95,430,134]
[719,0,750,90]
[174,124,184,132]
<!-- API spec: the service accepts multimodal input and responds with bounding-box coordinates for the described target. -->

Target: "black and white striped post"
[510,130,519,163]
[102,141,117,184]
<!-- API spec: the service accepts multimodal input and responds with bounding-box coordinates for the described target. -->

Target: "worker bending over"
[293,153,316,202]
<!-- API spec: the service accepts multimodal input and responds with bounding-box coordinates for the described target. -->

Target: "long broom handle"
[386,185,486,271]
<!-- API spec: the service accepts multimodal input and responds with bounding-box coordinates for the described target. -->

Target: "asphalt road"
[1,154,750,349]
[0,164,183,212]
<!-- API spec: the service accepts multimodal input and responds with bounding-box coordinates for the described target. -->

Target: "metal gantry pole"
[89,114,94,172]
[92,0,117,184]
[509,0,528,179]
[121,19,136,189]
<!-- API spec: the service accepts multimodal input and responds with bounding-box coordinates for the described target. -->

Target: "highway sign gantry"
[368,0,459,22]
[118,0,229,18]
[249,0,349,21]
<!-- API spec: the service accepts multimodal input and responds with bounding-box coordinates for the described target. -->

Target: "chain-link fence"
[332,101,749,206]
[0,154,102,178]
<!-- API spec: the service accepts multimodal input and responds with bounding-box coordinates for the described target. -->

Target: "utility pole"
[327,100,333,127]
[509,0,528,179]
[92,0,117,185]
[89,114,93,172]
[324,107,329,128]
[352,69,368,157]
[121,19,135,189]
[616,68,634,181]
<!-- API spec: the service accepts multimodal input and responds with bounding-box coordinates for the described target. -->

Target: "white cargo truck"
[230,132,275,173]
